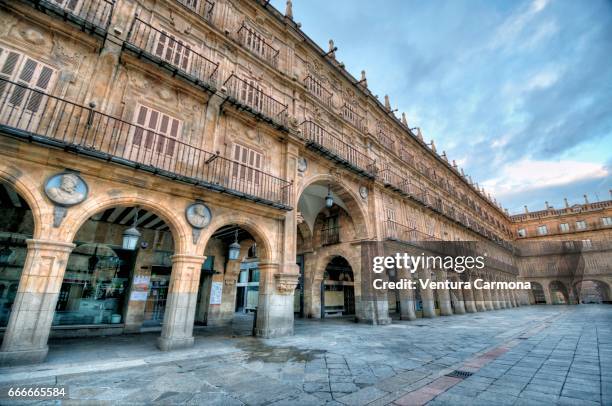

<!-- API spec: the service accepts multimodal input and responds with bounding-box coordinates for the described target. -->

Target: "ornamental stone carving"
[44,172,88,207]
[275,273,298,294]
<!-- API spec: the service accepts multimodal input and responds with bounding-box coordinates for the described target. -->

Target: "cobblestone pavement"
[0,305,610,405]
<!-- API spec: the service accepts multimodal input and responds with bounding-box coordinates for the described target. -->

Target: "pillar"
[157,254,206,351]
[483,273,494,311]
[357,242,392,324]
[420,268,436,318]
[437,271,453,316]
[462,275,477,313]
[450,278,466,314]
[0,239,74,365]
[397,268,416,320]
[473,274,486,312]
[492,284,501,309]
[254,262,299,337]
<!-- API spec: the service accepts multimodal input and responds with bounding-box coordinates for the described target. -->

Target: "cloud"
[481,159,609,197]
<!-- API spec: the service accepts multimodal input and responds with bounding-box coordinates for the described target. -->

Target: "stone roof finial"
[285,0,293,19]
[416,127,423,141]
[360,70,367,88]
[328,39,336,59]
[430,139,436,153]
[584,194,589,204]
[452,160,458,169]
[564,197,569,208]
[524,205,529,213]
[545,201,549,209]
[384,95,391,110]
[441,150,448,162]
[401,112,408,127]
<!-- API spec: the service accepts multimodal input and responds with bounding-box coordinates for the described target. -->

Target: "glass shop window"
[53,244,135,326]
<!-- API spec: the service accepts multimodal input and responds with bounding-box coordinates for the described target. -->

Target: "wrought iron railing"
[124,17,219,89]
[175,0,215,22]
[223,74,288,127]
[28,0,114,36]
[304,76,333,107]
[0,79,292,208]
[237,24,279,67]
[377,130,395,152]
[382,219,439,243]
[321,226,340,246]
[301,121,376,178]
[341,103,366,132]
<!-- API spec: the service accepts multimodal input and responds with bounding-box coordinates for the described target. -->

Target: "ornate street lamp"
[122,208,141,250]
[228,230,241,260]
[325,184,334,208]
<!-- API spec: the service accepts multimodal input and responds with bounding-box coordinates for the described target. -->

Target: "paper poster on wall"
[210,281,223,305]
[130,291,148,301]
[133,275,150,290]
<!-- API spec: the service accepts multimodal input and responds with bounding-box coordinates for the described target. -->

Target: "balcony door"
[0,47,56,131]
[154,30,192,74]
[238,78,264,112]
[231,144,262,197]
[130,105,181,171]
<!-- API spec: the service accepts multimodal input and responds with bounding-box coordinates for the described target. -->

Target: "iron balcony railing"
[321,226,340,246]
[341,103,366,132]
[383,219,439,243]
[223,74,288,127]
[304,76,333,108]
[380,168,425,202]
[301,121,376,178]
[0,78,292,209]
[124,17,219,90]
[175,0,215,22]
[237,24,279,67]
[377,130,395,153]
[28,0,114,37]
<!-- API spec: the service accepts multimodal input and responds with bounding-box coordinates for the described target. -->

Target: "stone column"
[462,274,477,313]
[503,282,512,308]
[511,289,519,307]
[157,254,206,351]
[397,268,416,321]
[206,259,240,326]
[254,262,299,337]
[492,278,501,309]
[0,239,74,365]
[357,242,392,324]
[420,268,436,318]
[473,274,486,312]
[450,277,466,314]
[437,271,453,316]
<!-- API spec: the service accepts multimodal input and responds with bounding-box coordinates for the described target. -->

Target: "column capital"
[26,239,75,253]
[169,254,206,265]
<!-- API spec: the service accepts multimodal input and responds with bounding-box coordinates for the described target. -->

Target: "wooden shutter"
[132,104,181,157]
[232,144,262,184]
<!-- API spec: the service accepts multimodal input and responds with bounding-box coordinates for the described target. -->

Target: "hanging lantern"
[122,208,141,250]
[228,230,241,260]
[325,184,334,208]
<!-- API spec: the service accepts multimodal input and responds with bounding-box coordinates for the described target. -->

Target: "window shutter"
[133,105,148,146]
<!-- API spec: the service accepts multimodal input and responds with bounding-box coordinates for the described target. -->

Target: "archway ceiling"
[298,184,348,232]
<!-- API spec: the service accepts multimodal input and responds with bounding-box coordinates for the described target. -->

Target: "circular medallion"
[44,172,88,207]
[185,203,212,229]
[359,186,368,199]
[297,157,307,173]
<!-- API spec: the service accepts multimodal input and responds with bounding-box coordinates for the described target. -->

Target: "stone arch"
[529,281,546,304]
[297,221,313,252]
[195,212,275,263]
[297,174,371,240]
[549,280,569,304]
[59,191,191,254]
[0,168,49,239]
[574,279,611,304]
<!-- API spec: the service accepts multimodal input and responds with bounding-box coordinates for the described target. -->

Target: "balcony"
[237,24,279,67]
[380,168,425,202]
[382,220,439,243]
[0,78,292,209]
[321,226,340,246]
[377,130,395,153]
[304,76,333,108]
[223,74,288,129]
[124,17,219,92]
[301,121,376,179]
[24,0,114,38]
[341,103,366,132]
[175,0,215,23]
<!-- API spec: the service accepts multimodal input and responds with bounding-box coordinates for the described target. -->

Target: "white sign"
[130,291,148,301]
[210,282,223,305]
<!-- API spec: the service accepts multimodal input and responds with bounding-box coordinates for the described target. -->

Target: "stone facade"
[0,0,609,365]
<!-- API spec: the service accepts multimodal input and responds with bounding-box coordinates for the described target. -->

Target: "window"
[154,30,192,71]
[517,228,527,237]
[232,144,262,186]
[238,78,264,111]
[559,223,569,232]
[537,225,548,235]
[582,239,592,249]
[602,217,612,226]
[132,105,181,157]
[575,220,586,230]
[0,47,56,117]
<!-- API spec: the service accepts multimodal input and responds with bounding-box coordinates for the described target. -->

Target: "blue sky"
[270,0,612,213]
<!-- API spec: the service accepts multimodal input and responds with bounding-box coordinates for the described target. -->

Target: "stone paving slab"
[0,305,610,405]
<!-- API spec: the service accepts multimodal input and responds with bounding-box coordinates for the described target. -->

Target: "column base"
[356,316,392,325]
[0,347,48,366]
[156,336,194,351]
[254,326,294,338]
